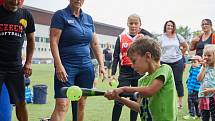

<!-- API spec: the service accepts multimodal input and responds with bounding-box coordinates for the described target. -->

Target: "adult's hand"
[23,63,32,78]
[99,65,106,80]
[55,64,68,82]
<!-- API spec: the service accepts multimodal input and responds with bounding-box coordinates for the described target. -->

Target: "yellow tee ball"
[66,86,82,101]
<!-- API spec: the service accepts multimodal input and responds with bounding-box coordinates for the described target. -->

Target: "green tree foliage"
[192,30,202,37]
[176,26,192,40]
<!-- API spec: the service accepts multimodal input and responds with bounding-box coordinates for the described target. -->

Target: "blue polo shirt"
[50,5,95,67]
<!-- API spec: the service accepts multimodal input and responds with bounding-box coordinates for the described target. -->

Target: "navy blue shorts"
[0,68,25,104]
[54,64,95,98]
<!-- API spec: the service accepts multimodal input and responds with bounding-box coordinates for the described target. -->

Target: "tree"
[192,30,202,37]
[176,26,192,40]
[150,32,161,40]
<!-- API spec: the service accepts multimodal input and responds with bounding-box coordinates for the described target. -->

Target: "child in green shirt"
[105,37,177,121]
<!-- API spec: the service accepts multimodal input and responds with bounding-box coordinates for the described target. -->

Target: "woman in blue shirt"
[50,0,105,121]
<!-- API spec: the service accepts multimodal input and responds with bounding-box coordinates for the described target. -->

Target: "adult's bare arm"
[23,32,35,77]
[90,33,105,75]
[190,36,201,51]
[50,28,68,82]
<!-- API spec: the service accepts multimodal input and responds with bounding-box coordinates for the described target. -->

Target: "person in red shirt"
[109,14,152,121]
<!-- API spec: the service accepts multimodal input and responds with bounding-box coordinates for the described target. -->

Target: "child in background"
[183,55,202,120]
[197,45,215,121]
[105,37,177,121]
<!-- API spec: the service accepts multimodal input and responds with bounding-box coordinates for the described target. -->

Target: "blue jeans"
[0,83,13,121]
[188,91,200,117]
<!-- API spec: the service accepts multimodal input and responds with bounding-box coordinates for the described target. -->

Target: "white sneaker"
[183,115,196,120]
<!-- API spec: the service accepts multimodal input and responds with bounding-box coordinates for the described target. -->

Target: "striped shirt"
[186,65,201,93]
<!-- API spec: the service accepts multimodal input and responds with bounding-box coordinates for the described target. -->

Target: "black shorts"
[0,68,25,104]
[104,61,112,69]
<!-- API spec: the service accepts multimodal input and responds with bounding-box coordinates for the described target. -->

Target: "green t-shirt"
[139,64,177,121]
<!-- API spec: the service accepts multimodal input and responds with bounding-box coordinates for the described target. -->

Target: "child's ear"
[145,52,152,60]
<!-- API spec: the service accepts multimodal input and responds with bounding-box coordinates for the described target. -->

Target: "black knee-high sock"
[72,101,78,121]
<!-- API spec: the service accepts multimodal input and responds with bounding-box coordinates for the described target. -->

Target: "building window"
[112,45,115,49]
[38,48,40,51]
[101,44,104,48]
[35,37,40,42]
[46,38,50,43]
[41,38,43,43]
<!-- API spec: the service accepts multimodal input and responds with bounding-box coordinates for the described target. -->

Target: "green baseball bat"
[61,86,140,101]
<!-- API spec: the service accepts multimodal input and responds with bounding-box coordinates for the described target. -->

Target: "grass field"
[11,64,201,121]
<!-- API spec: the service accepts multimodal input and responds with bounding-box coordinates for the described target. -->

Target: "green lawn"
[11,64,201,121]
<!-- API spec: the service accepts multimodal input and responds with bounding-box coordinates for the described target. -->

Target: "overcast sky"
[24,0,215,34]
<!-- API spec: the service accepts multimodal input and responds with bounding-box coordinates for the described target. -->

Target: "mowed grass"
[11,64,201,121]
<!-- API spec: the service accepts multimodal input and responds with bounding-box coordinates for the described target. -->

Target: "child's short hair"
[127,36,161,62]
[203,44,215,56]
